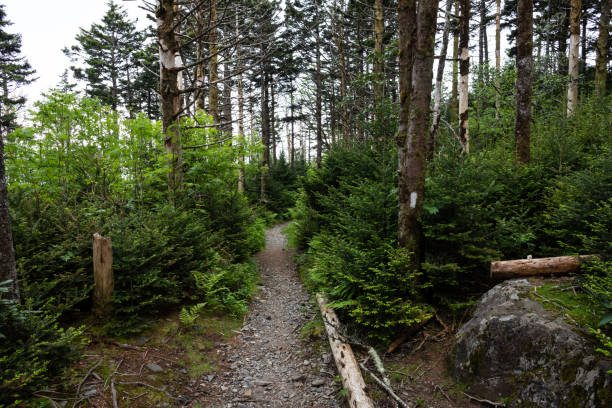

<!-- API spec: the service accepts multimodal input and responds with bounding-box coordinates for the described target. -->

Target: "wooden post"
[490,255,597,280]
[316,294,374,408]
[93,233,113,317]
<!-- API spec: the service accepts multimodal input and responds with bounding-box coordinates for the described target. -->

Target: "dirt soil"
[49,224,486,408]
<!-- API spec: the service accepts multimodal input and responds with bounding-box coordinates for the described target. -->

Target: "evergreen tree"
[64,0,144,112]
[0,4,34,301]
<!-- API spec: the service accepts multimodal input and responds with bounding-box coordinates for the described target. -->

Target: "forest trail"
[202,223,339,407]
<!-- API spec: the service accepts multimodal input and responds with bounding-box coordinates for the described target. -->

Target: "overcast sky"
[3,0,149,106]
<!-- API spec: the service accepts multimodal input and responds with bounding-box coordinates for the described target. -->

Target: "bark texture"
[316,294,375,408]
[495,0,501,118]
[595,0,611,96]
[450,0,459,124]
[397,0,416,249]
[157,0,183,190]
[567,0,581,115]
[209,0,220,124]
[490,255,596,280]
[515,0,534,163]
[93,233,113,317]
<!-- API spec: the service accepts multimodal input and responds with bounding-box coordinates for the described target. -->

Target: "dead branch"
[461,391,507,407]
[359,363,409,408]
[76,359,103,396]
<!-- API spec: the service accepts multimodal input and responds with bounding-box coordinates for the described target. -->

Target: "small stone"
[311,378,325,387]
[253,380,272,387]
[145,363,163,373]
[207,374,215,382]
[83,389,97,397]
[242,389,253,398]
[303,359,310,366]
[133,336,150,346]
[290,374,305,382]
[179,368,188,374]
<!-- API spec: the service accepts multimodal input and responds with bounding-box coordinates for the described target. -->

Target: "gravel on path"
[202,223,341,408]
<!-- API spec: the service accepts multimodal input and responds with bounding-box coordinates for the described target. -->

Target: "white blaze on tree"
[567,0,581,115]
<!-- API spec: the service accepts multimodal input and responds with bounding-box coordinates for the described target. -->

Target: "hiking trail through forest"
[202,223,340,407]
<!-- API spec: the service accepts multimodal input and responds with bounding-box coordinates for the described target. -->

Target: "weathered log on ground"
[316,294,374,408]
[490,255,597,280]
[93,233,113,317]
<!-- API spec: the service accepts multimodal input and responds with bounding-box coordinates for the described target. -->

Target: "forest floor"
[52,224,483,408]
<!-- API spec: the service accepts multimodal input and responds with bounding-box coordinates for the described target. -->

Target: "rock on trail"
[201,223,340,408]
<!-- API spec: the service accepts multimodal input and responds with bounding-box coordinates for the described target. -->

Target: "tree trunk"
[450,0,459,124]
[222,61,233,136]
[316,294,375,408]
[374,0,385,108]
[595,0,611,96]
[260,72,270,202]
[315,21,323,168]
[209,0,220,125]
[398,0,416,249]
[567,0,581,115]
[429,0,453,159]
[491,255,597,280]
[236,8,245,192]
[459,0,470,152]
[0,131,19,302]
[515,0,533,164]
[157,0,183,191]
[495,0,501,118]
[334,10,349,142]
[270,81,276,165]
[195,3,206,111]
[93,233,113,318]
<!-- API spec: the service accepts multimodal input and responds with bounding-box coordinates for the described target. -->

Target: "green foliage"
[245,153,307,219]
[0,281,85,406]
[578,260,612,327]
[7,93,264,336]
[179,303,207,327]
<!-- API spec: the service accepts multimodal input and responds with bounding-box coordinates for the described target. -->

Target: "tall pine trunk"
[595,0,611,96]
[450,0,459,124]
[516,0,533,163]
[260,72,270,202]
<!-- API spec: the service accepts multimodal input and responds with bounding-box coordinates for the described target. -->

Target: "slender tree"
[495,0,501,118]
[516,0,534,163]
[459,0,470,151]
[373,0,385,107]
[595,0,611,96]
[567,0,581,115]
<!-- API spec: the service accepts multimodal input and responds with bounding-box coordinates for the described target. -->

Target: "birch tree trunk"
[516,0,533,164]
[398,0,416,249]
[222,61,233,136]
[195,4,206,111]
[429,0,453,159]
[271,81,276,165]
[595,0,611,96]
[157,0,183,191]
[567,0,581,115]
[459,0,470,152]
[0,131,19,302]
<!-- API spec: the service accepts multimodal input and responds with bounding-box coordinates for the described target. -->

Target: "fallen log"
[316,294,374,408]
[490,255,597,280]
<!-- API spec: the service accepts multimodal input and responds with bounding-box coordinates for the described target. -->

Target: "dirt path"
[202,223,340,408]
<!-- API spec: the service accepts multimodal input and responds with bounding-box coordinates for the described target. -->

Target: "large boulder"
[452,279,611,407]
